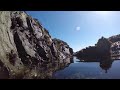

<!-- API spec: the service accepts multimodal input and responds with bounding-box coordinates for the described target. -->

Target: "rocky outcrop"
[75,37,112,59]
[53,38,73,59]
[75,46,98,59]
[96,37,112,56]
[110,41,120,57]
[108,35,120,57]
[108,34,120,43]
[0,11,73,79]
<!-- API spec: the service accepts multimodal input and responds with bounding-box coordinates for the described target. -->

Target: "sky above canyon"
[27,11,120,52]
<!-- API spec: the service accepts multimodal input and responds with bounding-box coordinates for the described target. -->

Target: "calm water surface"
[52,57,120,79]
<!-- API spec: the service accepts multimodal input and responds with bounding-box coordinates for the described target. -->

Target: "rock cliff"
[0,11,73,79]
[74,37,112,59]
[75,34,120,60]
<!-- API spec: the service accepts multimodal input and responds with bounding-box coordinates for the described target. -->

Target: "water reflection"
[36,54,120,79]
[76,56,120,73]
[100,59,113,73]
[36,57,74,79]
[52,55,120,79]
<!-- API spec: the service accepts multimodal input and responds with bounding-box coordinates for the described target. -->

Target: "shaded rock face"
[75,37,112,59]
[96,37,111,56]
[75,46,98,59]
[0,11,73,79]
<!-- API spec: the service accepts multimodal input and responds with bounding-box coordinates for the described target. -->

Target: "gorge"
[0,11,120,79]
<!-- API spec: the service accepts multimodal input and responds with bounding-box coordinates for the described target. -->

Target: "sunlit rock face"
[110,41,120,57]
[109,35,120,57]
[0,11,73,79]
[108,34,120,43]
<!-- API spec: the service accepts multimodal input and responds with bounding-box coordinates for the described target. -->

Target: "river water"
[52,57,120,79]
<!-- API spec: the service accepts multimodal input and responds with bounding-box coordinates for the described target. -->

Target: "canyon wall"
[0,11,73,79]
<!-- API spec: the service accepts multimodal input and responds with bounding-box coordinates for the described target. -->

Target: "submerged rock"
[0,11,73,79]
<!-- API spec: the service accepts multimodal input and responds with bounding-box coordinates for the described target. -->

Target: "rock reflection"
[26,57,74,79]
[76,56,120,73]
[100,58,113,73]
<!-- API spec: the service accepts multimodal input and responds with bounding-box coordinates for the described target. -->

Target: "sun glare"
[94,11,111,15]
[92,11,114,19]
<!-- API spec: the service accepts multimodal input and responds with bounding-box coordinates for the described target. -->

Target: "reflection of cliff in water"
[32,57,74,79]
[100,58,113,73]
[76,56,119,73]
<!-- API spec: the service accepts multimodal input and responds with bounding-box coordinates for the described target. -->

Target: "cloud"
[76,26,80,31]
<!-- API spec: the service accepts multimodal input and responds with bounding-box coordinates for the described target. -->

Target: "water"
[52,57,120,79]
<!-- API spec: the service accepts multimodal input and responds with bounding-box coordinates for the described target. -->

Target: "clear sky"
[27,11,120,52]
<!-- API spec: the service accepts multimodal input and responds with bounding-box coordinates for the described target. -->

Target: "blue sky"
[27,11,120,52]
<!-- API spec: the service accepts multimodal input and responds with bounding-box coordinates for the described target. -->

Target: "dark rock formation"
[75,46,98,58]
[96,37,112,56]
[75,37,112,59]
[0,11,73,79]
[75,33,120,60]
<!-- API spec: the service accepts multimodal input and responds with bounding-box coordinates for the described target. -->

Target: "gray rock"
[0,11,73,79]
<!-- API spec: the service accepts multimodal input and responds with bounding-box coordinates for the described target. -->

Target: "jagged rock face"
[53,38,73,60]
[108,35,120,56]
[110,41,120,57]
[0,11,24,78]
[0,11,73,79]
[108,34,120,43]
